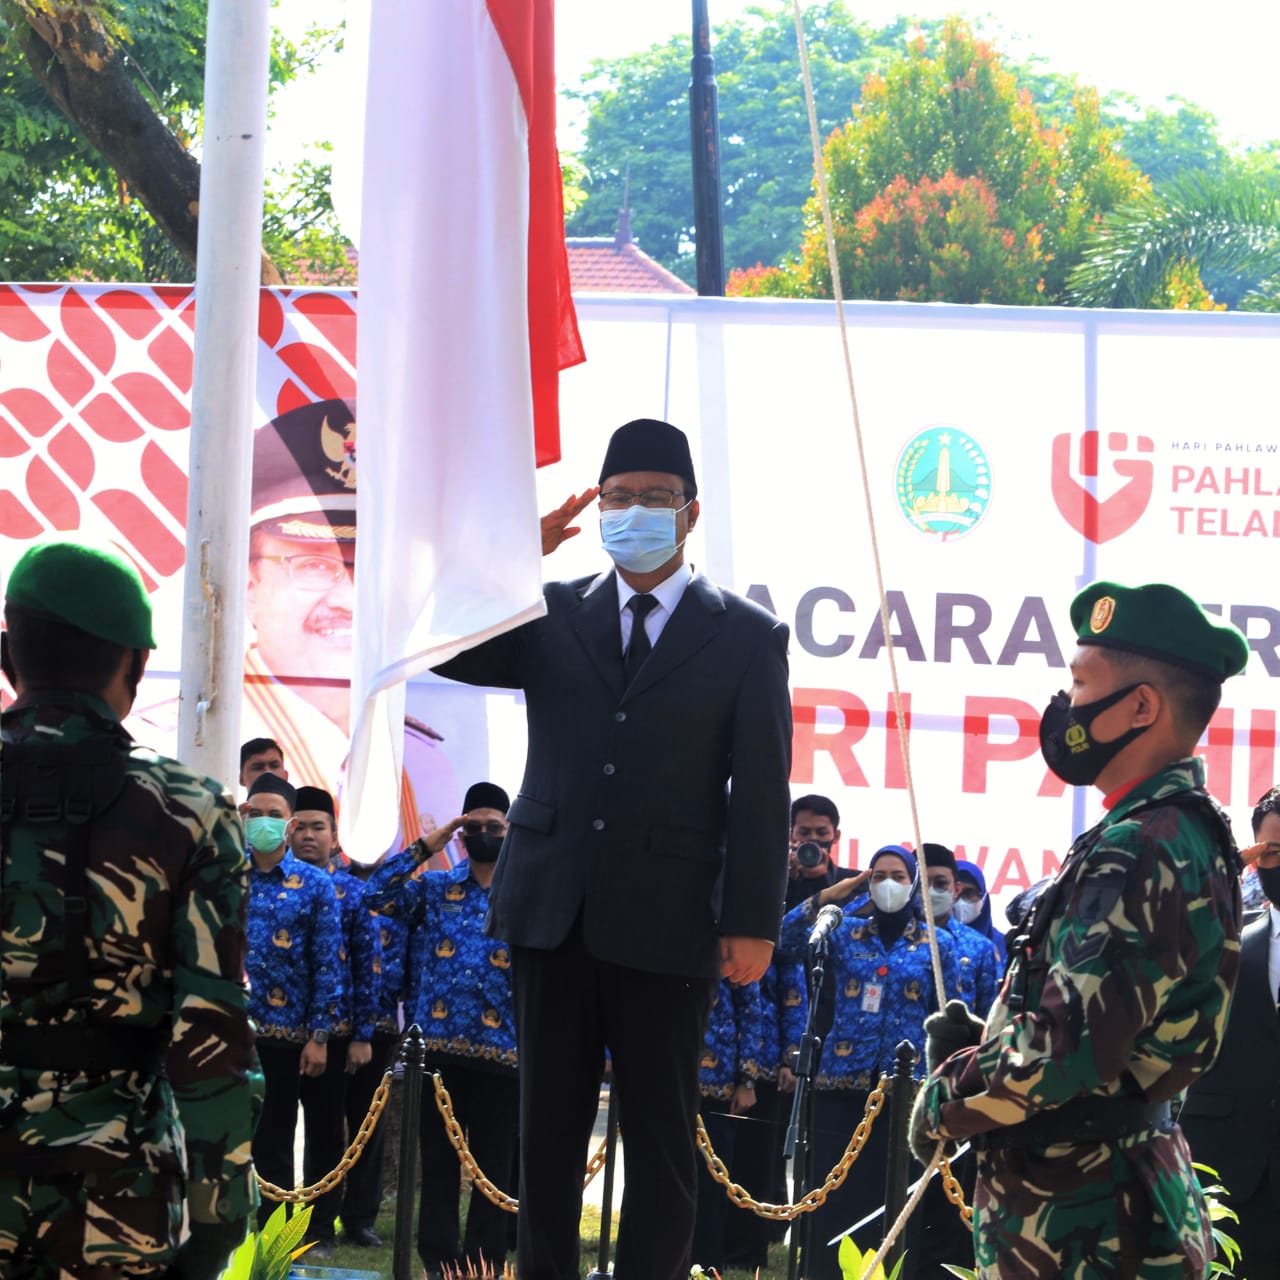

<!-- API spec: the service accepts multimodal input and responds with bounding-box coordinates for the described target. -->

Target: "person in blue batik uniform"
[779,844,957,1280]
[692,979,763,1275]
[242,773,343,1230]
[288,786,380,1251]
[363,782,516,1279]
[923,844,1000,1020]
[954,858,1007,970]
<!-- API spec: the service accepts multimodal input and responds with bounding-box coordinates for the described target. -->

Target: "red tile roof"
[566,238,696,295]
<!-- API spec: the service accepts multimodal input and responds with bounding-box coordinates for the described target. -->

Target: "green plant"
[837,1236,905,1280]
[219,1204,315,1280]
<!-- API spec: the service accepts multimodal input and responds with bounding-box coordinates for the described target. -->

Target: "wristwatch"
[310,1031,329,1045]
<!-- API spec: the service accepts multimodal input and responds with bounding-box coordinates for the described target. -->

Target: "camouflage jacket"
[919,758,1241,1277]
[0,692,261,1225]
[922,757,1242,1140]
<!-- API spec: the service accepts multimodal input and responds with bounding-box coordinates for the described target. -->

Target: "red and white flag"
[342,0,583,860]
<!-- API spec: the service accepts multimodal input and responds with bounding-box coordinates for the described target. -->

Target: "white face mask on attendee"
[953,896,985,926]
[870,879,912,914]
[929,887,956,920]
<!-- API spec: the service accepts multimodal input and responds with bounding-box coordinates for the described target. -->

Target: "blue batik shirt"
[757,955,807,1082]
[372,907,409,1037]
[780,896,958,1089]
[944,914,1000,1021]
[330,865,380,1042]
[363,852,516,1072]
[246,849,343,1045]
[699,978,763,1101]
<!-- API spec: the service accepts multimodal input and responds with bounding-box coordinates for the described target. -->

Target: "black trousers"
[254,1041,305,1229]
[1230,1171,1280,1278]
[511,925,715,1280]
[723,1079,789,1267]
[341,1030,397,1234]
[299,1037,350,1240]
[801,1087,921,1280]
[417,1060,519,1271]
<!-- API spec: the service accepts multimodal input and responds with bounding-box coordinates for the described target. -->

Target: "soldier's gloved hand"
[908,1082,954,1166]
[169,1220,249,1280]
[924,999,985,1074]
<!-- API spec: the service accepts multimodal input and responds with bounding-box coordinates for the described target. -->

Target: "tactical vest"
[0,701,167,1074]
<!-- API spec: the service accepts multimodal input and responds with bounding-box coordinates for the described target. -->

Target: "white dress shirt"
[614,562,693,653]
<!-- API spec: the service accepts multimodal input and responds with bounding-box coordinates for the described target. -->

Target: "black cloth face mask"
[463,832,505,863]
[1255,864,1280,906]
[1039,683,1149,787]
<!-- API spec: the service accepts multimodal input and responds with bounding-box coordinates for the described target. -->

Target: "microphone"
[807,903,845,950]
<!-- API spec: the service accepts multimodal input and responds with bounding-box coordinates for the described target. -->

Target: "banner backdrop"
[3,284,1279,907]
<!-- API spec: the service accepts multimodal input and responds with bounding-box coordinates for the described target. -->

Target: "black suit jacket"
[434,569,793,980]
[1180,913,1280,1202]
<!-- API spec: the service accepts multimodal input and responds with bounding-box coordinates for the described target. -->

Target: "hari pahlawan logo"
[1051,431,1154,544]
[894,427,991,540]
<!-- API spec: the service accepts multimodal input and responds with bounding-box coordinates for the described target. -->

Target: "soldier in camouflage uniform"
[0,537,260,1280]
[911,580,1248,1279]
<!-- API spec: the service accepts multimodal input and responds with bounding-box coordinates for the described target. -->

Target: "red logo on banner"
[1050,431,1154,544]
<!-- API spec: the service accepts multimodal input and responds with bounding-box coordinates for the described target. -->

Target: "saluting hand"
[541,488,600,556]
[815,868,871,909]
[416,815,467,861]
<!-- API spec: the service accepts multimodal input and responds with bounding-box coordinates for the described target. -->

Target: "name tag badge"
[861,982,883,1014]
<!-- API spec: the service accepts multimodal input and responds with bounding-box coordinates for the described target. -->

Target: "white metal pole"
[177,0,270,788]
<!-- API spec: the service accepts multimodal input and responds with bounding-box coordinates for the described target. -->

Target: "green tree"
[565,2,914,282]
[0,0,346,283]
[755,18,1147,304]
[1067,169,1280,310]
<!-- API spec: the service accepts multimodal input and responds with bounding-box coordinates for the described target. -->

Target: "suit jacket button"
[592,818,605,831]
[603,763,616,776]
[615,711,627,722]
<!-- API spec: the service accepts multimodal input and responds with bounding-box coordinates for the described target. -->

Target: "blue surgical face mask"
[600,504,689,574]
[246,815,289,852]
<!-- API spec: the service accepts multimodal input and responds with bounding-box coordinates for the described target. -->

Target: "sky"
[265,0,1279,178]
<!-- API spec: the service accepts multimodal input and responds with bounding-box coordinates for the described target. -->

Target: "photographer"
[785,794,861,913]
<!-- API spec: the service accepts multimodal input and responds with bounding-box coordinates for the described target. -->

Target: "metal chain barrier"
[939,1154,974,1226]
[696,1078,887,1220]
[431,1072,609,1214]
[257,1065,395,1203]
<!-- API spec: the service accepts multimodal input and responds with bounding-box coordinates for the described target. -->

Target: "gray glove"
[924,998,985,1074]
[908,1078,955,1166]
[169,1220,248,1280]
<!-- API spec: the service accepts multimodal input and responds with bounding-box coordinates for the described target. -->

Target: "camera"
[794,840,827,869]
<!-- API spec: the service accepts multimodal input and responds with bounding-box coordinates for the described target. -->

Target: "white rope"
[857,1145,944,1280]
[787,0,947,1012]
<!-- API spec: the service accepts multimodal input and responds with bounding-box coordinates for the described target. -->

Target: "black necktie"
[625,594,658,684]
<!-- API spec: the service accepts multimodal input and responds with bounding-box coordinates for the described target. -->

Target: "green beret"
[1070,580,1248,680]
[4,536,155,649]
[251,398,356,542]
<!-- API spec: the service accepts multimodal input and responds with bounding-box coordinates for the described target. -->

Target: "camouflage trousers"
[0,1167,182,1280]
[971,1126,1214,1279]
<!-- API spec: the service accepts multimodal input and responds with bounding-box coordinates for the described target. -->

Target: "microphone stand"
[785,931,830,1280]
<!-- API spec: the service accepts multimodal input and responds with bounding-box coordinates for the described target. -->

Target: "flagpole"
[690,0,726,296]
[177,0,271,788]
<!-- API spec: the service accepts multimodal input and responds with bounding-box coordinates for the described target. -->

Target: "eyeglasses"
[254,554,353,589]
[463,821,506,837]
[598,488,688,511]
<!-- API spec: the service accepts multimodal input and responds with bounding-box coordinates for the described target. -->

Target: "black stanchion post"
[881,1039,919,1272]
[587,1084,620,1279]
[393,1024,426,1280]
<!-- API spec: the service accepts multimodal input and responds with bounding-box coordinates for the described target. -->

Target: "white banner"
[3,286,1277,908]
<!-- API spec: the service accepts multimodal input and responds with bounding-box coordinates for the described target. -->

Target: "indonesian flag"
[342,0,584,861]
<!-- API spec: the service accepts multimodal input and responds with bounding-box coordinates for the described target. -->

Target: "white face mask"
[928,887,956,920]
[870,879,912,914]
[953,896,985,926]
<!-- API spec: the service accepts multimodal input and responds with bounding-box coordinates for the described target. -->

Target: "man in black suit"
[434,418,792,1280]
[1180,785,1280,1277]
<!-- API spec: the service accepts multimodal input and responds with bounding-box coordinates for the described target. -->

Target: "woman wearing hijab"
[779,844,958,1280]
[954,858,1007,970]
